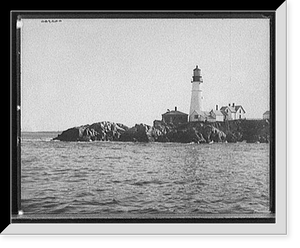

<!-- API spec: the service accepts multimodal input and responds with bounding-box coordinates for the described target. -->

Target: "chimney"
[216,105,218,111]
[175,106,177,111]
[232,103,235,107]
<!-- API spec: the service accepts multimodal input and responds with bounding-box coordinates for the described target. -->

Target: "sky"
[20,18,270,131]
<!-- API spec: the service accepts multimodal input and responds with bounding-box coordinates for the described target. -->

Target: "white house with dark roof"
[210,105,225,122]
[220,103,246,120]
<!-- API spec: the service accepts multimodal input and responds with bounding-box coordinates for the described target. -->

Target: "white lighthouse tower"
[189,65,203,122]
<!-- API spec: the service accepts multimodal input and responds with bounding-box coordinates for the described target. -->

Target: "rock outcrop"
[53,121,128,142]
[211,119,270,143]
[154,122,207,143]
[53,119,270,144]
[119,123,163,142]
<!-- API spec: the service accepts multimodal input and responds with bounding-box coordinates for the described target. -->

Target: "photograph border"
[11,11,282,227]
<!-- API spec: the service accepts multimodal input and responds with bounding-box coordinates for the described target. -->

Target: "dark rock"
[192,124,225,143]
[53,127,81,141]
[53,121,128,142]
[53,119,270,144]
[226,132,237,143]
[163,126,206,143]
[210,126,227,143]
[119,123,160,142]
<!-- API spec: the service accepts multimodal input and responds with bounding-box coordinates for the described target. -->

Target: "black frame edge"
[12,214,276,224]
[269,12,276,214]
[11,12,21,217]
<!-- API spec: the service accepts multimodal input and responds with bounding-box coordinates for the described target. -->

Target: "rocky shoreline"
[53,119,270,144]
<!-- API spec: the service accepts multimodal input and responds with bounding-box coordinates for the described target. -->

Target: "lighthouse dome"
[193,65,200,75]
[192,65,202,82]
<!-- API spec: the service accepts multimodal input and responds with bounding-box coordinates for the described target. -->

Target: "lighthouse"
[189,65,203,122]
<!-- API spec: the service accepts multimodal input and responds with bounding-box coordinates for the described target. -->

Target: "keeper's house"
[189,103,246,123]
[155,103,246,126]
[220,103,246,121]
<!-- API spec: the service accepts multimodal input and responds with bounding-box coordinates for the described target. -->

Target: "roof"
[210,109,224,116]
[193,65,200,71]
[220,106,232,115]
[229,106,237,113]
[162,110,188,116]
[220,105,246,114]
[263,110,270,115]
[199,111,215,121]
[199,111,212,117]
[234,105,246,113]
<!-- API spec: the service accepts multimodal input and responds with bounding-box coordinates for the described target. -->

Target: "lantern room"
[192,65,202,82]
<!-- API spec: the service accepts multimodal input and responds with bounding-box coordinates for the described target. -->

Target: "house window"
[194,114,198,119]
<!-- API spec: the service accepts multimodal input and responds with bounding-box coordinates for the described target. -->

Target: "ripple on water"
[21,136,270,215]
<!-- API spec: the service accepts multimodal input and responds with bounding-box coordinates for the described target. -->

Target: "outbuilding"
[162,107,188,125]
[263,110,270,119]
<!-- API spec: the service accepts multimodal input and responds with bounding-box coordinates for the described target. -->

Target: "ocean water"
[21,132,270,216]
